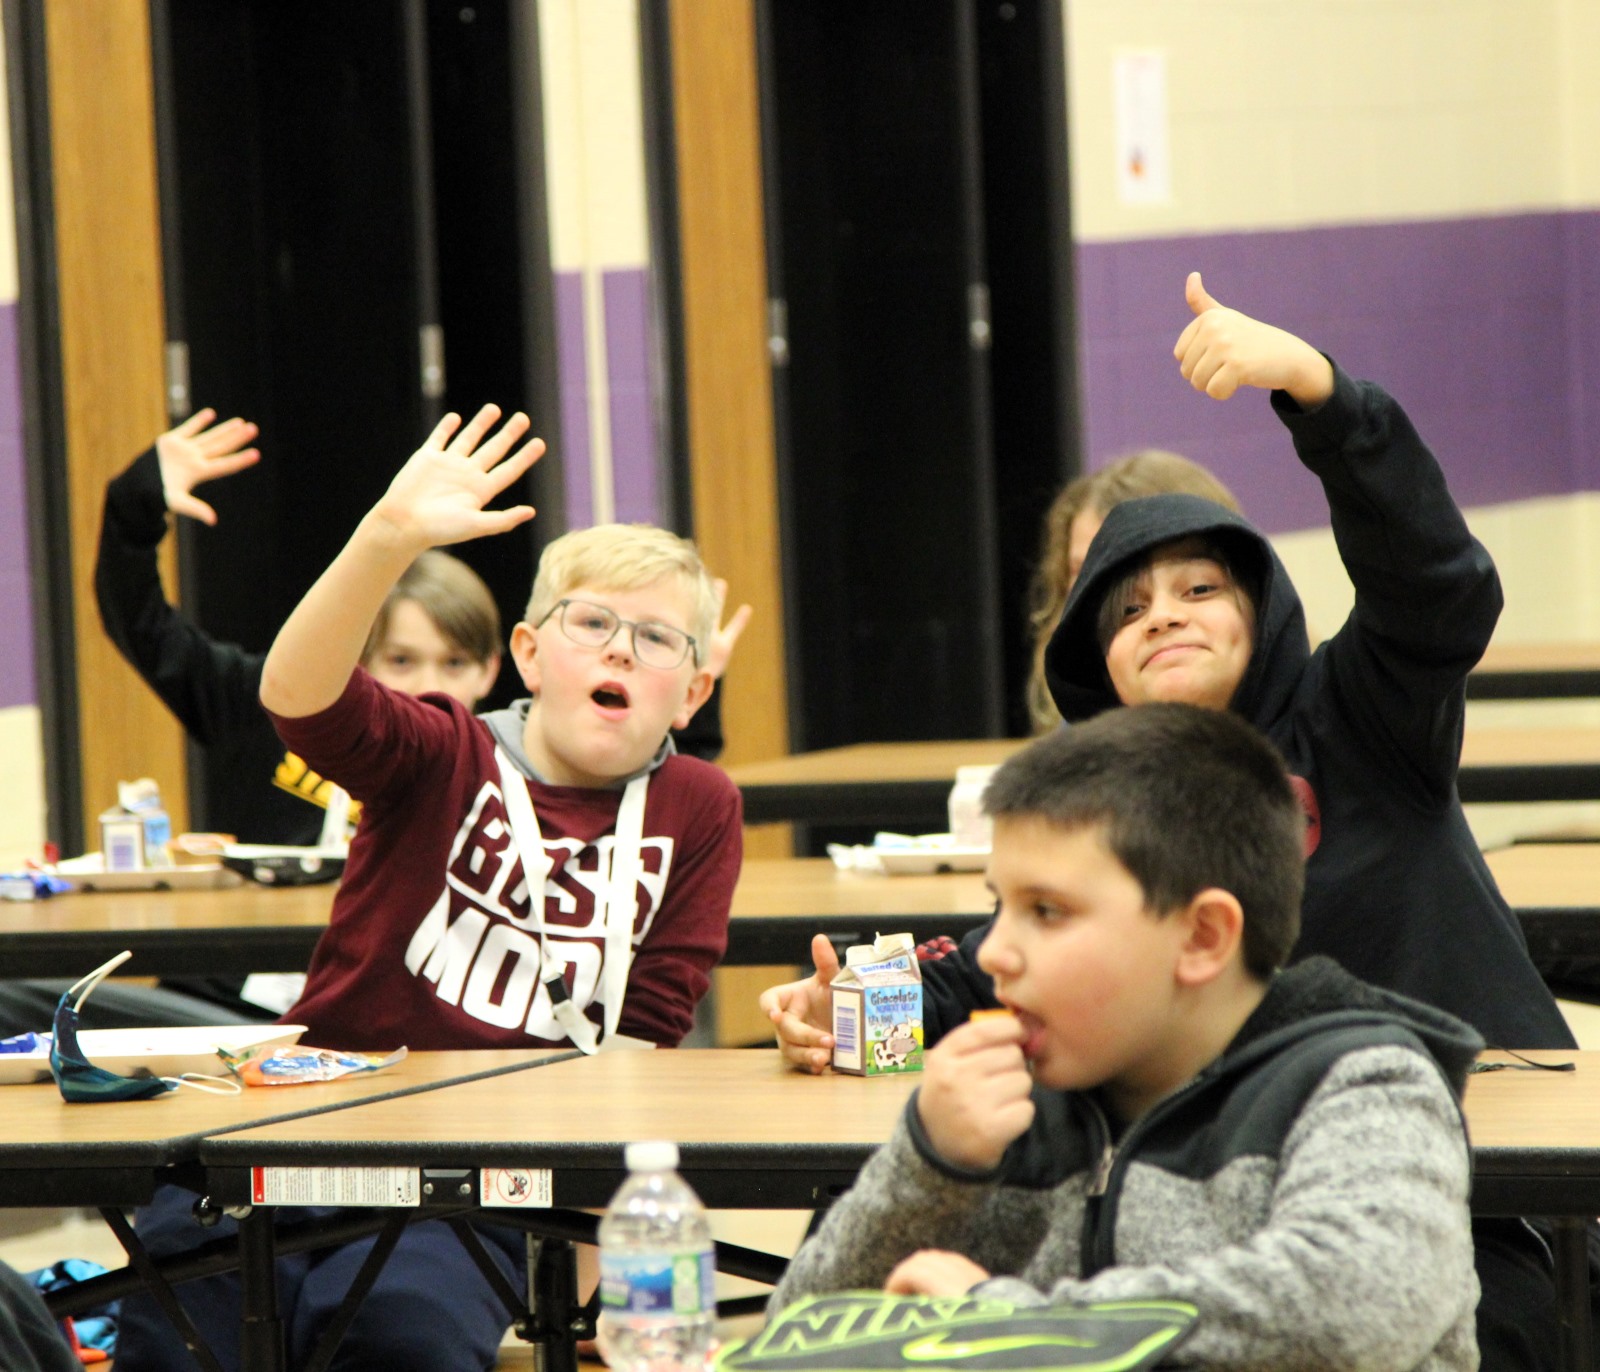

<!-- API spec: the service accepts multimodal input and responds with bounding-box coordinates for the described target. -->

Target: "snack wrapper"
[221,1043,407,1086]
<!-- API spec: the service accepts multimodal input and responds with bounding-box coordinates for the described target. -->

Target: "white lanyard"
[494,748,648,1053]
[317,784,352,852]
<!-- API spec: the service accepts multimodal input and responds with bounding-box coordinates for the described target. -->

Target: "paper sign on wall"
[1114,50,1171,206]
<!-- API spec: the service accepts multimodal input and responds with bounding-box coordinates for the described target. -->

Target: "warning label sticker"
[251,1167,420,1207]
[479,1167,554,1208]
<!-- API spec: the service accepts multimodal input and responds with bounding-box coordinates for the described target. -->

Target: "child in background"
[96,408,749,842]
[113,405,743,1372]
[773,706,1480,1371]
[762,450,1241,1053]
[96,408,503,845]
[0,416,516,1039]
[1025,451,1239,733]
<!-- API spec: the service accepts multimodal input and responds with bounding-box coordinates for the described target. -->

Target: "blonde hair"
[363,550,501,666]
[1026,451,1241,733]
[524,524,718,666]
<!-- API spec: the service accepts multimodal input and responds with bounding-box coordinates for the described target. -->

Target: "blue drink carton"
[99,777,173,871]
[830,933,924,1076]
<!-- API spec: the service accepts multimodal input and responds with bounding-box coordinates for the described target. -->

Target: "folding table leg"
[1553,1217,1594,1372]
[300,1210,412,1372]
[100,1207,228,1372]
[529,1236,584,1372]
[236,1205,285,1372]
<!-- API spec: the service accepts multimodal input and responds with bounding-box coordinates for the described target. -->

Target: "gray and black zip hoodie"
[1036,364,1572,1055]
[775,956,1483,1371]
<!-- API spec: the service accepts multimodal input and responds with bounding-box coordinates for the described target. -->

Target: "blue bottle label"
[600,1250,715,1315]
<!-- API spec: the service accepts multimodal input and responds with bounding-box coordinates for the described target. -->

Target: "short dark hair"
[983,704,1303,978]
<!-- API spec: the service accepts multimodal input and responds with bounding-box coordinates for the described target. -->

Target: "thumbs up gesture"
[1173,271,1334,407]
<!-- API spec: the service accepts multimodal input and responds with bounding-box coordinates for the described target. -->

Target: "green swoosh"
[900,1332,1094,1360]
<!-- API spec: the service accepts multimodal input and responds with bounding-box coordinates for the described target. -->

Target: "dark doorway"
[150,0,560,831]
[757,0,1078,758]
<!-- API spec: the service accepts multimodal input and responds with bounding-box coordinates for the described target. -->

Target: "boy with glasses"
[257,404,742,1054]
[115,406,743,1372]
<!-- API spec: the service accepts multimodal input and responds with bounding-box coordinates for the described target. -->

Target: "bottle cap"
[624,1139,679,1172]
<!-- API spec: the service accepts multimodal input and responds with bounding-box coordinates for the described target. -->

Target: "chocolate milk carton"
[830,933,924,1076]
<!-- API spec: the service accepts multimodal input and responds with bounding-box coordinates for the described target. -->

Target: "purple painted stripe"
[1074,211,1600,532]
[553,270,593,529]
[0,302,34,709]
[1565,210,1600,493]
[602,268,661,525]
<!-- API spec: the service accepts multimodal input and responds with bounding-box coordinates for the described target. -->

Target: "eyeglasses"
[536,599,699,670]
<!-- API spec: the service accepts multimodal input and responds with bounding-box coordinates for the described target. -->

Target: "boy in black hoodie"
[765,273,1576,1369]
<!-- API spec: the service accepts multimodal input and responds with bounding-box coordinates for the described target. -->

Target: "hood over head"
[1043,493,1309,729]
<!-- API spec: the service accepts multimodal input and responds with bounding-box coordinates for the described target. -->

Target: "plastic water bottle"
[598,1140,716,1372]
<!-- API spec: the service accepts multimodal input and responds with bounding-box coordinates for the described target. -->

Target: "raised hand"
[367,405,544,553]
[760,933,840,1073]
[1173,271,1334,407]
[916,1015,1035,1172]
[154,408,261,525]
[706,578,753,681]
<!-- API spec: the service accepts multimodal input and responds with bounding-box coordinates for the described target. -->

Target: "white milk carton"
[947,765,998,849]
[99,777,173,871]
[830,933,924,1076]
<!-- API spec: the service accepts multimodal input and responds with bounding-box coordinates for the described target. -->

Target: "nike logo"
[900,1332,1093,1360]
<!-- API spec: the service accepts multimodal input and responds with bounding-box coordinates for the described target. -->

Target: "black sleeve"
[95,448,268,746]
[921,917,1001,1044]
[1275,363,1500,799]
[672,679,725,762]
[0,1263,80,1372]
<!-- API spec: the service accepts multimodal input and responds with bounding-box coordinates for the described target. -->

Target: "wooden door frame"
[8,0,186,854]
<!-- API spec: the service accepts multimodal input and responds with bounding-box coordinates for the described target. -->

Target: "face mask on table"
[51,950,240,1103]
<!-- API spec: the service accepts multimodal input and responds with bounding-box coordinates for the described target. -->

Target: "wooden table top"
[1467,1050,1600,1151]
[726,728,1600,784]
[1477,642,1600,675]
[1471,642,1600,700]
[0,1049,563,1158]
[727,739,1022,788]
[2,1042,1586,1212]
[204,1046,1600,1155]
[731,858,990,919]
[724,727,1600,823]
[23,840,1584,934]
[0,859,997,979]
[199,1048,921,1207]
[1485,843,1600,909]
[4,859,986,928]
[1461,726,1600,769]
[0,880,337,940]
[0,1048,567,1206]
[204,1048,916,1154]
[195,1047,1600,1214]
[9,843,1597,983]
